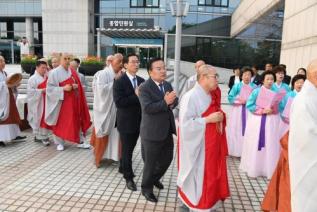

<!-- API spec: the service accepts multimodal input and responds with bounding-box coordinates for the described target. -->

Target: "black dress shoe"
[0,142,6,147]
[142,191,158,203]
[126,180,137,191]
[13,136,27,141]
[154,181,164,190]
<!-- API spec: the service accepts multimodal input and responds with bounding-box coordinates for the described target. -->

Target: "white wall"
[42,0,94,57]
[280,0,317,76]
[230,0,281,37]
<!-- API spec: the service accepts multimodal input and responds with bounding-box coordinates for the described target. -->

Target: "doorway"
[115,45,162,68]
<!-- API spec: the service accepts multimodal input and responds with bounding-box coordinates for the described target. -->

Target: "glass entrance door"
[115,46,161,69]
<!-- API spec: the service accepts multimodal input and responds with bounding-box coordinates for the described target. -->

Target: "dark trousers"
[119,132,139,180]
[141,134,174,193]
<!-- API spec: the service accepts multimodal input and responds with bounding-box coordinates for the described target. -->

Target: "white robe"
[45,65,69,126]
[0,71,10,121]
[92,66,119,161]
[27,71,45,130]
[177,83,211,206]
[289,80,317,212]
[0,70,20,141]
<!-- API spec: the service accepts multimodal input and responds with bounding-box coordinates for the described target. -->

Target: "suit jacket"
[252,73,262,85]
[113,72,145,134]
[139,78,178,141]
[283,75,291,85]
[228,75,240,93]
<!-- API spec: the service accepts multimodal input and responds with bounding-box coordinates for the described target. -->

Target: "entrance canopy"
[99,28,164,39]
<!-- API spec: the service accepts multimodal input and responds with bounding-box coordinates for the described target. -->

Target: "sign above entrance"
[104,18,154,29]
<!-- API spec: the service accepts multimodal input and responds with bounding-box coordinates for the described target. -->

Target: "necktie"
[132,77,137,89]
[159,83,164,95]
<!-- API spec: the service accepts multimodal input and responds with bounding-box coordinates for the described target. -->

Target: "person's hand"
[216,122,223,134]
[164,91,177,105]
[263,108,273,114]
[205,111,224,123]
[63,84,72,92]
[72,83,78,90]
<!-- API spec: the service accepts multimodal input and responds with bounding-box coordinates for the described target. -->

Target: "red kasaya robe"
[52,68,91,143]
[178,86,230,210]
[37,77,52,130]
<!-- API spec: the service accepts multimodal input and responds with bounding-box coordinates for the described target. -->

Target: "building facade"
[0,0,283,70]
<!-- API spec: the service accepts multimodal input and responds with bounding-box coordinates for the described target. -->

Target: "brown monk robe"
[90,128,109,167]
[90,128,122,168]
[261,132,291,212]
[0,89,21,126]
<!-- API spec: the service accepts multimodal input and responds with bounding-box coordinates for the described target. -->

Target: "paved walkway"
[0,130,269,212]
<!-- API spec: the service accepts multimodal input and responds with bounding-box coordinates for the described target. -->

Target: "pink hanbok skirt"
[227,105,249,157]
[240,113,281,179]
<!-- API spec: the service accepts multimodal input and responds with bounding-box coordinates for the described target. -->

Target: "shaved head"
[106,55,114,67]
[197,64,216,80]
[111,53,123,73]
[307,59,317,87]
[197,64,218,92]
[195,60,205,72]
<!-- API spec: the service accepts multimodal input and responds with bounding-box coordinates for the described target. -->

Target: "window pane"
[206,0,212,5]
[146,0,159,7]
[221,0,228,6]
[214,0,221,6]
[198,0,205,5]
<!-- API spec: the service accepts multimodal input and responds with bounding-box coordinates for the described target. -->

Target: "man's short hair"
[73,58,80,65]
[123,53,138,65]
[147,58,163,72]
[36,60,47,67]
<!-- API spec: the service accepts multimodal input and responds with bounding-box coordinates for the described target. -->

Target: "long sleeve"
[246,88,260,113]
[278,93,289,114]
[228,83,241,104]
[113,78,140,108]
[139,84,168,114]
[45,70,64,125]
[27,76,44,129]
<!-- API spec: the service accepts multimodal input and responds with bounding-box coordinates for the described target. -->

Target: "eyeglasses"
[206,73,219,79]
[63,57,71,60]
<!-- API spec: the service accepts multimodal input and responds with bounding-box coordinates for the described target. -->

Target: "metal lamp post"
[170,0,189,95]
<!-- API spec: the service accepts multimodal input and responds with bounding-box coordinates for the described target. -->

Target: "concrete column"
[97,28,101,57]
[25,17,34,54]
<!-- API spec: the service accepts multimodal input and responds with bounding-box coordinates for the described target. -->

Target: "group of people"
[1,51,317,211]
[226,61,317,211]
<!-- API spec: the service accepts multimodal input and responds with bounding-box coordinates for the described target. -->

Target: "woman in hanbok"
[227,67,257,157]
[273,65,291,94]
[278,74,306,138]
[240,71,281,179]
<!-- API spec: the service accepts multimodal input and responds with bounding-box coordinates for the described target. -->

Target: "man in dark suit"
[251,65,262,85]
[228,66,240,93]
[138,58,178,202]
[113,53,145,191]
[280,64,291,85]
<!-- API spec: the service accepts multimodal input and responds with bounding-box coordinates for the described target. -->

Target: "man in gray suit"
[138,58,178,202]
